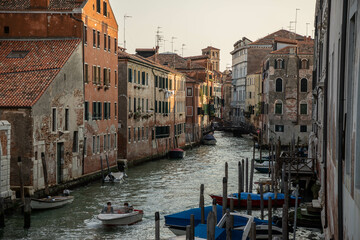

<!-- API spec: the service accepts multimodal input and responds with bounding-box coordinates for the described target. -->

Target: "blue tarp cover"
[164,205,268,228]
[195,224,246,240]
[231,192,299,200]
[203,134,216,140]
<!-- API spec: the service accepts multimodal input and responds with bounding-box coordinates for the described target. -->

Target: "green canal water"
[1,131,322,239]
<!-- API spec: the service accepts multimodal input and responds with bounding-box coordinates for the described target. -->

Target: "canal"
[2,132,322,239]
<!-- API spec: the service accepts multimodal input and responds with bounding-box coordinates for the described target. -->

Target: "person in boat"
[123,202,133,213]
[101,202,114,214]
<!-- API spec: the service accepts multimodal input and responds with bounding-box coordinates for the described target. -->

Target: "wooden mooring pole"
[251,221,256,240]
[247,194,252,215]
[200,184,205,224]
[249,158,254,193]
[245,158,249,193]
[222,178,227,216]
[155,212,160,240]
[260,183,264,220]
[282,179,289,240]
[0,197,4,228]
[226,210,231,240]
[225,162,228,180]
[207,211,216,240]
[17,157,24,204]
[212,198,217,222]
[268,196,272,239]
[238,161,242,208]
[190,214,195,240]
[24,197,31,229]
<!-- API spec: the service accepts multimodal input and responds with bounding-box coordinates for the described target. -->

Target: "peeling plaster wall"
[32,43,84,190]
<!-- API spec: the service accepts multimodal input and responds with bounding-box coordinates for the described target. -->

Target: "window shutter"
[274,60,277,69]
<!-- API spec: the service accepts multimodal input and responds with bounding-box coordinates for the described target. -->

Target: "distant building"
[117,51,186,164]
[0,39,84,193]
[0,121,14,199]
[222,70,233,122]
[245,72,262,128]
[261,38,313,145]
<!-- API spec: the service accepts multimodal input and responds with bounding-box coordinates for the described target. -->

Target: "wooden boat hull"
[169,149,185,159]
[104,172,125,183]
[31,196,74,210]
[210,194,299,208]
[98,209,143,225]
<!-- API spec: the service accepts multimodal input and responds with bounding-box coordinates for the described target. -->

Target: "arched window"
[275,100,283,114]
[300,102,308,115]
[276,78,283,92]
[275,59,284,69]
[300,59,309,69]
[301,78,308,92]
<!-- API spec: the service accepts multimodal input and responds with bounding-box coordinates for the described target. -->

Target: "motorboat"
[31,195,74,210]
[202,134,217,145]
[210,192,300,208]
[254,161,273,174]
[169,148,185,159]
[104,171,126,183]
[97,207,143,226]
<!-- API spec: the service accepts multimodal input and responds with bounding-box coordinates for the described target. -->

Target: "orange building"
[0,0,118,177]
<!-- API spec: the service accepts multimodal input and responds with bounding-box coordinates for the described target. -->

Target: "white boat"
[104,172,125,183]
[30,196,74,210]
[97,208,144,225]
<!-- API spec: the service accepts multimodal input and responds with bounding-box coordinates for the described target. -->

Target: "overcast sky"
[109,0,316,71]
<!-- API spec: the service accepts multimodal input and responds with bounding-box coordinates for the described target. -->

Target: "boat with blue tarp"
[210,192,300,208]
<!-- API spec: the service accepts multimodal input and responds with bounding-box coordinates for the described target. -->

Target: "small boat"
[254,155,276,164]
[164,205,269,236]
[210,192,300,208]
[203,134,217,145]
[98,208,143,226]
[104,171,125,183]
[169,148,185,159]
[254,161,273,174]
[31,196,74,210]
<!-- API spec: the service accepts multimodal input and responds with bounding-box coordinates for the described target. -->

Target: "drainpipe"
[322,0,332,230]
[337,0,348,238]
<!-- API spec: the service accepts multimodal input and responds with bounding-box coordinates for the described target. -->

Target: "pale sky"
[109,0,316,71]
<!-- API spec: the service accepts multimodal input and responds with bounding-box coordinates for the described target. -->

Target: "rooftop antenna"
[288,21,295,39]
[123,14,132,50]
[156,26,163,48]
[171,37,177,53]
[181,44,186,57]
[306,23,310,37]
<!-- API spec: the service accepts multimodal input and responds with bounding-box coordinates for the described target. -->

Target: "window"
[104,135,107,152]
[138,71,140,84]
[84,63,89,83]
[65,108,69,131]
[103,102,107,119]
[84,137,87,156]
[134,70,136,83]
[275,59,284,69]
[114,133,117,149]
[104,34,107,50]
[115,70,117,87]
[93,29,96,47]
[169,79,172,90]
[103,68,107,86]
[300,103,307,115]
[166,78,168,89]
[146,73,149,85]
[142,99,144,112]
[103,1,107,16]
[92,136,95,154]
[138,127,141,141]
[275,78,282,92]
[155,100,157,113]
[85,101,89,121]
[52,108,57,132]
[155,126,170,138]
[114,38,117,53]
[96,0,101,13]
[142,72,145,85]
[187,88,193,97]
[97,136,100,153]
[300,59,309,69]
[301,78,308,92]
[128,128,131,142]
[300,125,307,132]
[146,99,148,112]
[4,26,9,34]
[73,131,78,152]
[84,26,87,44]
[275,102,282,114]
[97,31,100,48]
[142,127,145,140]
[108,134,110,151]
[133,127,136,142]
[275,125,284,132]
[129,97,131,112]
[108,35,111,51]
[155,76,158,87]
[97,66,101,85]
[134,98,136,113]
[115,103,117,119]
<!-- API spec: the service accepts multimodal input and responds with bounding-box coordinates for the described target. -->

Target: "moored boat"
[104,171,125,183]
[210,192,300,208]
[169,148,185,159]
[203,134,217,145]
[30,196,74,210]
[98,208,143,226]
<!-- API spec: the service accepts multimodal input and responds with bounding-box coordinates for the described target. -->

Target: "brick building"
[0,39,84,193]
[118,51,186,165]
[0,0,119,189]
[261,38,313,145]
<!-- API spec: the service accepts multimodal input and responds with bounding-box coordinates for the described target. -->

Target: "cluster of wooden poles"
[154,144,301,240]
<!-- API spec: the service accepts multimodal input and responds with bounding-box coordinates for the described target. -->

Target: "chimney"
[187,59,192,69]
[30,0,50,8]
